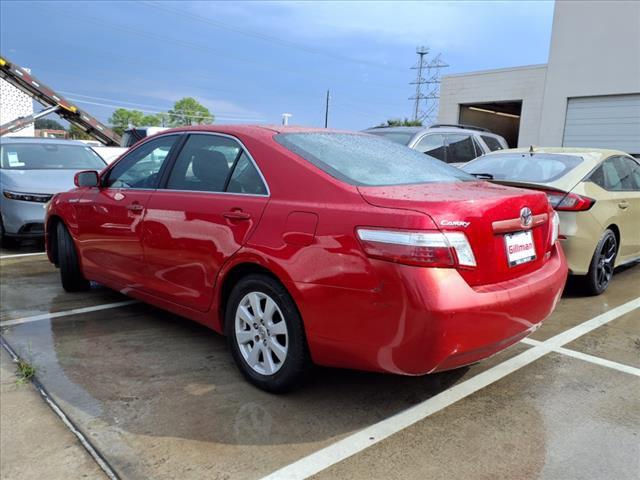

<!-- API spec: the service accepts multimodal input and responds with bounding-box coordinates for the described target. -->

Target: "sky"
[0,1,555,130]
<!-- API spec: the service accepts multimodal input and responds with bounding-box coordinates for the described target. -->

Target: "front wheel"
[225,274,310,393]
[584,229,617,296]
[57,222,90,292]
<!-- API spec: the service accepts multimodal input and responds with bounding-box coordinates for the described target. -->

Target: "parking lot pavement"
[311,353,640,480]
[1,251,638,480]
[0,348,107,480]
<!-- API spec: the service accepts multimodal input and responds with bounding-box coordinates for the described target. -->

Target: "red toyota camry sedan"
[45,126,567,392]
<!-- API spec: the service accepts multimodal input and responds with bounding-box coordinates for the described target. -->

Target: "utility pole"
[409,46,448,123]
[324,90,330,128]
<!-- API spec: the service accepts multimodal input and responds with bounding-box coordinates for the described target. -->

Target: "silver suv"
[364,124,508,166]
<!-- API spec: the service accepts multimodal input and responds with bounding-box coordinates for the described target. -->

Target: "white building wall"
[0,77,34,137]
[538,0,640,146]
[438,65,547,147]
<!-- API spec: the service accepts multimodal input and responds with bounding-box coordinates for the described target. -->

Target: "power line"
[139,1,399,71]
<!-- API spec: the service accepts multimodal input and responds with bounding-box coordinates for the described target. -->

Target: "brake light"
[356,228,476,268]
[550,211,560,245]
[545,191,595,211]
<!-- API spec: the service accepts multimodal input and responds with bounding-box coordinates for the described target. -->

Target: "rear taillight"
[356,228,476,268]
[550,211,560,246]
[545,191,595,211]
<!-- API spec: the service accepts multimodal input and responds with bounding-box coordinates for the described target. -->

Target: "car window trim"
[101,133,183,190]
[158,131,270,197]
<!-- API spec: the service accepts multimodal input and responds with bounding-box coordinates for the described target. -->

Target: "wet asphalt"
[0,242,638,480]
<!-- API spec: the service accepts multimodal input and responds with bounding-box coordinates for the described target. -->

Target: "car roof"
[0,136,90,146]
[363,125,502,137]
[155,124,359,137]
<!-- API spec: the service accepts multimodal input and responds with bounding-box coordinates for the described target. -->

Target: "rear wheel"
[225,274,310,392]
[57,222,90,292]
[584,229,617,296]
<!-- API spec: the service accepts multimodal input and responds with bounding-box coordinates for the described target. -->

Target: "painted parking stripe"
[0,252,47,259]
[521,337,640,377]
[261,296,640,480]
[0,300,138,328]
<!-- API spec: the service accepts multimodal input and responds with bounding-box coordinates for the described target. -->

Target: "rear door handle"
[223,210,251,221]
[618,201,629,210]
[127,203,144,213]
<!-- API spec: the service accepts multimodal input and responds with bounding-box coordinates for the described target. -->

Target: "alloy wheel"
[595,235,616,291]
[235,291,288,375]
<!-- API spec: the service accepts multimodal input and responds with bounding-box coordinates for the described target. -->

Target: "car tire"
[57,222,90,292]
[584,229,617,296]
[225,273,311,393]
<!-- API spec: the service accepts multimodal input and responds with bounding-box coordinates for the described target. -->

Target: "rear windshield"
[275,132,474,186]
[463,153,583,183]
[0,143,106,170]
[366,130,416,146]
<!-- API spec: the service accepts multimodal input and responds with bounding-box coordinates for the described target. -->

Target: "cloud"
[190,0,553,51]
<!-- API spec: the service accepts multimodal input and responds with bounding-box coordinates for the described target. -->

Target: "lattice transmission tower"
[409,46,449,124]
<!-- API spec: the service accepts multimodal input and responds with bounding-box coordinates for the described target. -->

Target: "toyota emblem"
[520,207,533,228]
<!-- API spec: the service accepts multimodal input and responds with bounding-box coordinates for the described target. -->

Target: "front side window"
[275,132,474,186]
[105,135,177,188]
[165,134,267,195]
[414,134,446,161]
[0,143,106,170]
[445,134,478,163]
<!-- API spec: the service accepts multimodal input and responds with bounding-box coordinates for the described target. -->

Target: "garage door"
[563,94,640,155]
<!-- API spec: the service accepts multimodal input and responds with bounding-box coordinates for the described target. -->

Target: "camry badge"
[440,220,470,228]
[520,207,533,228]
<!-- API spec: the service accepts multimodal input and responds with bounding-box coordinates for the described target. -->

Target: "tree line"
[34,97,214,139]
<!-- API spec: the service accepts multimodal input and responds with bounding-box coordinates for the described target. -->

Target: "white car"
[364,124,508,166]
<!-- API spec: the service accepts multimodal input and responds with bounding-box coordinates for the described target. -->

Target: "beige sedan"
[463,147,640,295]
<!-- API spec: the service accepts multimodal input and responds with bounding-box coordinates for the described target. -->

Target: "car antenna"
[529,145,535,156]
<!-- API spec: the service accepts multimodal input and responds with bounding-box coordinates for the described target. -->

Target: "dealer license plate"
[504,230,536,267]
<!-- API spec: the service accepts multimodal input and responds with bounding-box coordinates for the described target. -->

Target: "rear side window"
[445,134,478,163]
[481,135,504,152]
[165,134,267,195]
[463,153,583,183]
[275,132,474,186]
[414,134,446,161]
[592,156,640,191]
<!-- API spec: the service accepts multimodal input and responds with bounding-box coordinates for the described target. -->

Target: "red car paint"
[46,125,567,376]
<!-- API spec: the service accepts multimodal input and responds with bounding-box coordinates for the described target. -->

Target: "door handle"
[223,210,251,221]
[618,201,629,210]
[126,203,144,213]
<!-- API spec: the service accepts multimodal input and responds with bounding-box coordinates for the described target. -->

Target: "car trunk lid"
[358,181,553,286]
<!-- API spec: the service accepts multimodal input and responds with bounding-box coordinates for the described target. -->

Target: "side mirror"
[74,170,100,188]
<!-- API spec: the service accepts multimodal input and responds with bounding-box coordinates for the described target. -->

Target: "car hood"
[0,169,78,195]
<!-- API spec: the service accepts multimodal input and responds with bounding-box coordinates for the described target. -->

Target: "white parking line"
[0,252,47,259]
[261,296,640,480]
[0,300,138,328]
[521,337,640,377]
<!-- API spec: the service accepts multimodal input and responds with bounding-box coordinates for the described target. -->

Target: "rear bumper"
[294,244,567,375]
